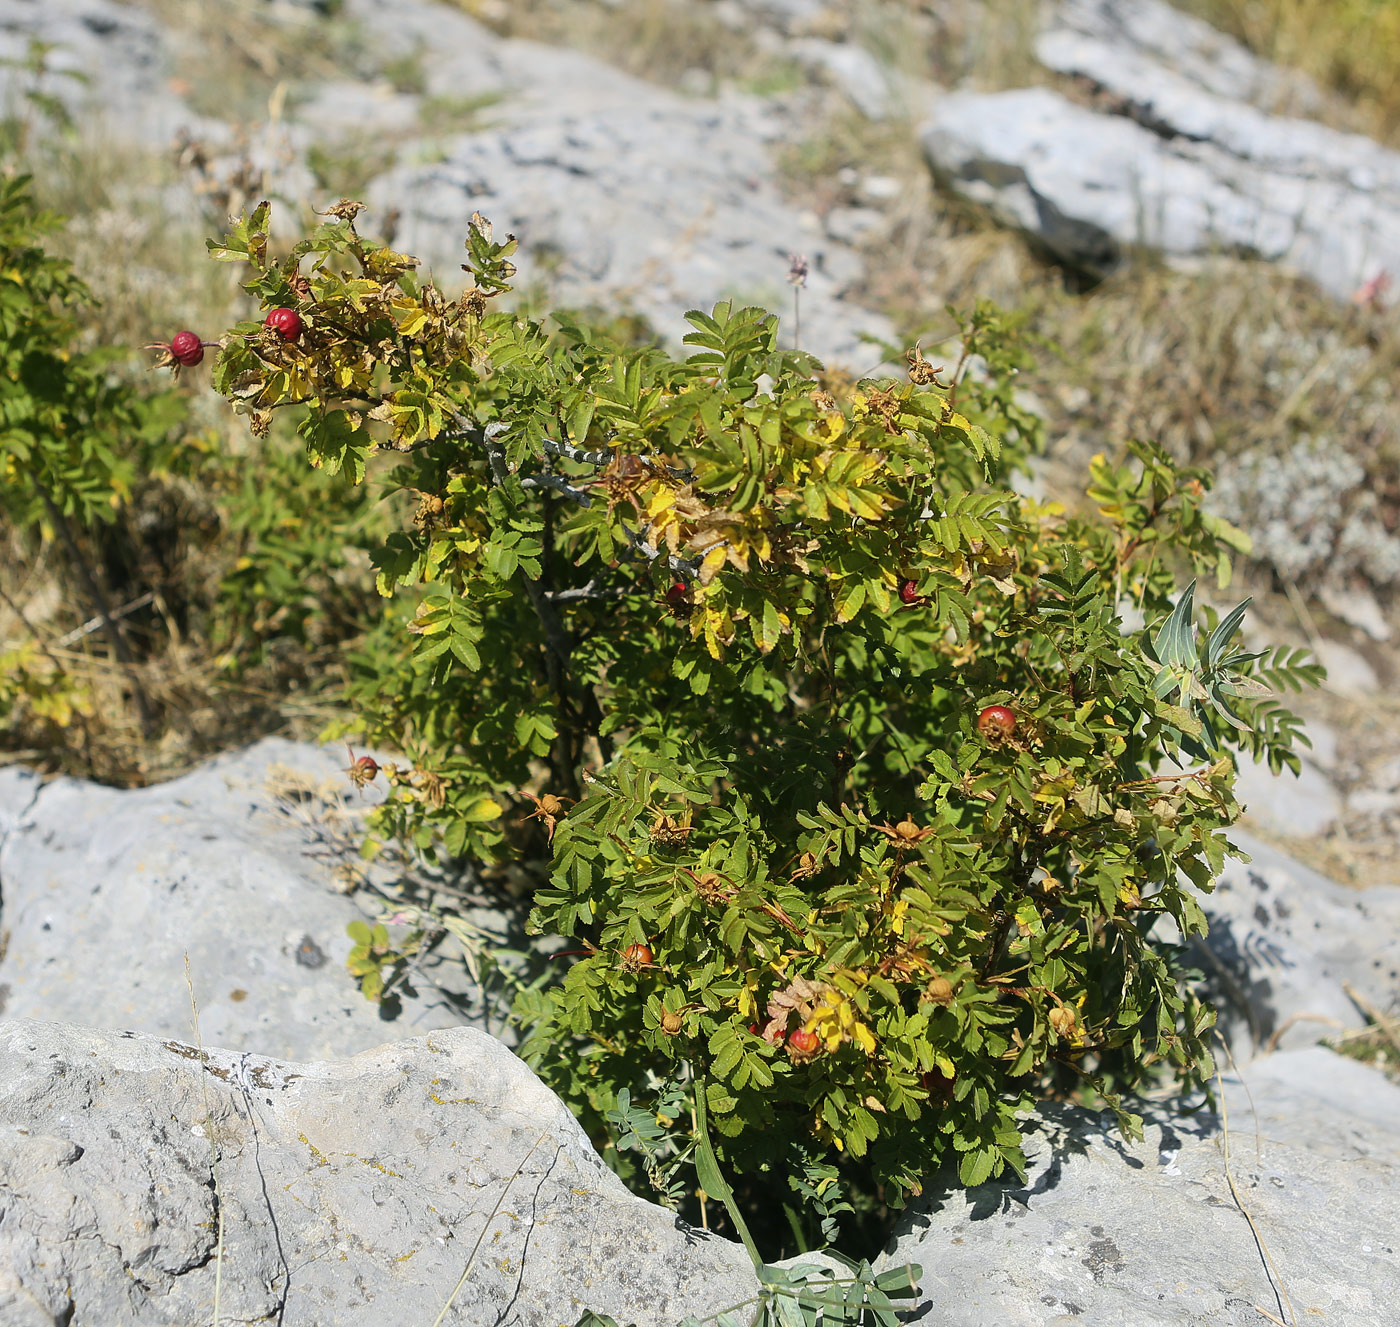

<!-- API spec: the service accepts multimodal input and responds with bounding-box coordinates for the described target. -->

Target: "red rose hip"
[664,581,689,608]
[264,307,303,342]
[976,704,1016,739]
[622,942,654,968]
[170,330,204,366]
[788,1028,820,1055]
[898,578,920,606]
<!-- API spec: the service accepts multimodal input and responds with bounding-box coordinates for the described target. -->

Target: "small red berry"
[264,307,303,342]
[788,1028,821,1056]
[170,330,204,366]
[622,942,654,968]
[344,749,380,790]
[664,581,689,607]
[976,704,1017,740]
[898,578,920,606]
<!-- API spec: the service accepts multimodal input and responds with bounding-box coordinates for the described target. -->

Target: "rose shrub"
[201,200,1323,1254]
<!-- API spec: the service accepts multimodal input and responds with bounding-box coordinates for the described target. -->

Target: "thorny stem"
[482,429,614,793]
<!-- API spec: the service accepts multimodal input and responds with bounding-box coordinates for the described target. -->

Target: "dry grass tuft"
[1179,0,1400,146]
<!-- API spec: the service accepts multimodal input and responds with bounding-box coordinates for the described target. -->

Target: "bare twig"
[1341,981,1400,1060]
[55,590,156,647]
[543,437,612,466]
[519,472,593,505]
[542,580,633,604]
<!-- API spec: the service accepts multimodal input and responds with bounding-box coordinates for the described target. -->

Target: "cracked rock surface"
[879,1046,1400,1326]
[923,0,1400,300]
[0,1018,755,1327]
[0,738,506,1060]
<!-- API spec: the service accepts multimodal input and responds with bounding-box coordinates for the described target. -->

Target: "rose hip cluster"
[151,306,303,373]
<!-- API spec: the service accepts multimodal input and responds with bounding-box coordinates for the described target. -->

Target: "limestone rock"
[1230,751,1341,839]
[879,1046,1400,1325]
[0,0,221,147]
[361,82,889,366]
[1179,827,1400,1057]
[921,0,1400,302]
[0,1018,755,1326]
[0,738,505,1061]
[788,38,898,121]
[1041,0,1328,121]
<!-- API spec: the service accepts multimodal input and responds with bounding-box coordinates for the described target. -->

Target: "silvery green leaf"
[770,1293,812,1327]
[1204,596,1250,667]
[1152,665,1180,699]
[1152,581,1199,670]
[1216,675,1272,699]
[1208,689,1253,731]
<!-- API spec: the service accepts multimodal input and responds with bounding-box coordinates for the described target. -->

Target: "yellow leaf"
[891,898,909,937]
[646,485,676,518]
[461,796,502,823]
[698,543,727,584]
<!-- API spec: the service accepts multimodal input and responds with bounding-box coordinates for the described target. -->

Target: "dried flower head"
[322,198,365,223]
[905,341,945,386]
[522,790,572,841]
[413,492,447,529]
[787,253,809,287]
[875,816,935,846]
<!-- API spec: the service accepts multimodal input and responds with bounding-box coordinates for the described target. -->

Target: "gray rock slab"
[1230,752,1341,838]
[879,1046,1400,1325]
[0,0,222,148]
[1176,827,1400,1057]
[0,1018,755,1327]
[788,37,898,121]
[0,738,495,1061]
[1042,0,1328,119]
[344,1,891,366]
[923,6,1400,304]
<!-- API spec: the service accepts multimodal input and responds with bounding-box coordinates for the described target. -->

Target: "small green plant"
[200,199,1322,1257]
[573,1255,921,1327]
[345,919,398,1001]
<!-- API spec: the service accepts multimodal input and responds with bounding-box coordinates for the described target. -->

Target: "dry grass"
[1179,0,1400,146]
[1,123,377,787]
[448,0,1045,97]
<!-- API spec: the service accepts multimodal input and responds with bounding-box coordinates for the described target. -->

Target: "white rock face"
[0,738,504,1062]
[0,1019,756,1327]
[1169,827,1400,1057]
[1230,749,1342,838]
[922,0,1400,302]
[879,1046,1400,1326]
[0,0,222,147]
[352,7,892,367]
